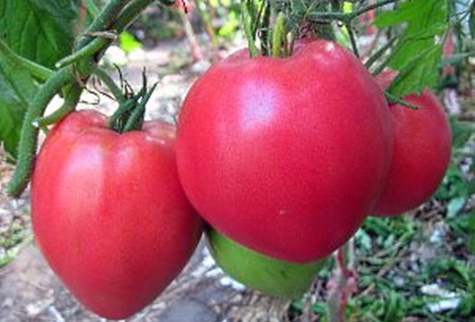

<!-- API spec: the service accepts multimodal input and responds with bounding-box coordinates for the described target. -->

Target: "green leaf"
[0,49,39,161]
[374,0,449,97]
[0,0,78,69]
[387,44,442,97]
[375,0,447,31]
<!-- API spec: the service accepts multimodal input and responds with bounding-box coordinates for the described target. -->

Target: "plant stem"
[385,92,419,110]
[57,37,111,68]
[77,0,130,49]
[345,22,359,58]
[0,38,53,81]
[33,84,84,128]
[364,36,397,69]
[93,67,126,103]
[241,2,259,57]
[123,82,158,132]
[114,0,156,32]
[352,0,399,19]
[82,0,101,17]
[309,0,401,23]
[272,12,286,58]
[6,68,74,197]
[326,239,356,322]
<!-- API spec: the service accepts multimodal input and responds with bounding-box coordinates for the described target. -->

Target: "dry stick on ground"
[359,248,411,297]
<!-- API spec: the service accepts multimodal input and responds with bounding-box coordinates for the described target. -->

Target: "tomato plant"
[31,110,203,319]
[373,70,452,216]
[176,40,394,263]
[0,0,462,321]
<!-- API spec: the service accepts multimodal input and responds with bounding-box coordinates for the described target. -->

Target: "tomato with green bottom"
[177,40,394,263]
[31,110,203,319]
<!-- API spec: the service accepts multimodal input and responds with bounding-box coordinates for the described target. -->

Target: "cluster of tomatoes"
[30,40,451,319]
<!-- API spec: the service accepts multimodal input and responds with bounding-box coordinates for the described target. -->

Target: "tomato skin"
[177,40,393,263]
[373,71,452,216]
[31,110,203,319]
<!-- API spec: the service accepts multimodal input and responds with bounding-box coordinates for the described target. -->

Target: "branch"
[6,68,74,197]
[308,0,401,23]
[77,0,130,48]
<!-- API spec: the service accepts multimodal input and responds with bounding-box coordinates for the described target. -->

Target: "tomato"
[31,110,203,319]
[176,40,393,263]
[373,70,452,216]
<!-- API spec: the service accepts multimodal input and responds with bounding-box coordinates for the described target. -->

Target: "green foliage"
[0,49,38,161]
[0,0,79,162]
[436,118,475,254]
[0,0,79,69]
[374,0,449,98]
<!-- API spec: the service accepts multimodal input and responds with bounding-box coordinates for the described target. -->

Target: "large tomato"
[31,110,203,319]
[176,40,393,263]
[373,70,452,216]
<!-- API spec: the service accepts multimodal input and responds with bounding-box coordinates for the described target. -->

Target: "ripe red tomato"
[373,70,452,216]
[31,110,203,319]
[177,40,393,263]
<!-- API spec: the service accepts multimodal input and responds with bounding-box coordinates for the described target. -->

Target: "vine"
[5,0,159,197]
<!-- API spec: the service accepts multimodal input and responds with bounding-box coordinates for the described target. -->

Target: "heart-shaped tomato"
[31,110,203,319]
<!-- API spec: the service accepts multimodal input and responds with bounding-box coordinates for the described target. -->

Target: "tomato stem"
[385,92,419,110]
[77,0,130,49]
[93,67,127,103]
[272,12,287,58]
[108,95,144,132]
[115,0,157,32]
[123,82,158,132]
[56,37,113,69]
[345,21,360,58]
[33,84,84,128]
[309,0,401,23]
[6,68,74,197]
[108,71,157,134]
[241,1,259,58]
[364,37,397,70]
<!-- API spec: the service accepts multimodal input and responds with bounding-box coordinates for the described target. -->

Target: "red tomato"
[177,40,393,263]
[373,70,452,216]
[31,110,203,319]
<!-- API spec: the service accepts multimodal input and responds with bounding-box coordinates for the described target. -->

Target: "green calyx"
[108,71,158,134]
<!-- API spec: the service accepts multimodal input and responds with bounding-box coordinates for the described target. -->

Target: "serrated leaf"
[388,44,442,97]
[0,0,78,69]
[373,0,448,97]
[375,0,447,33]
[0,50,38,161]
[388,23,447,70]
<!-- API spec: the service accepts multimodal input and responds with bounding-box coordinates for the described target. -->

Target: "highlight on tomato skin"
[31,110,204,320]
[372,70,452,217]
[176,39,394,264]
